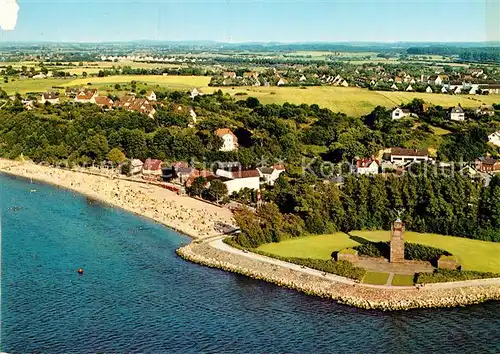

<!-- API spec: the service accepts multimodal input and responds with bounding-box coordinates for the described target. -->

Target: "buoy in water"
[77,268,84,275]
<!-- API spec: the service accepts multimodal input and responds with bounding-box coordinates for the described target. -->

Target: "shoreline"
[3,159,500,311]
[177,240,500,311]
[0,160,234,239]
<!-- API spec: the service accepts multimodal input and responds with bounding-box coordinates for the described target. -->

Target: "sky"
[0,0,499,43]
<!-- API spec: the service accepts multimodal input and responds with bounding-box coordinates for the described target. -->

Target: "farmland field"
[257,231,500,273]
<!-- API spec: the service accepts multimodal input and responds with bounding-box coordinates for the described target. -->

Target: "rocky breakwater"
[177,242,500,311]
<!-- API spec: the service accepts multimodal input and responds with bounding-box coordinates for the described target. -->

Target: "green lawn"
[392,274,415,286]
[257,230,500,273]
[363,272,390,285]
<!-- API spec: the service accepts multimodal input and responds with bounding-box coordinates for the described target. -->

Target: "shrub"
[416,269,500,284]
[256,251,366,281]
[405,243,451,262]
[353,241,451,262]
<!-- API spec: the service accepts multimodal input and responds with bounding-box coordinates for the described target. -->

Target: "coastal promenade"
[177,239,500,310]
[0,159,234,239]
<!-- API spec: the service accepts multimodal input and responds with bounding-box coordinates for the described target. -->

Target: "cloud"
[0,0,19,31]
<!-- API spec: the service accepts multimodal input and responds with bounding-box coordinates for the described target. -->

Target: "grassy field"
[2,74,498,117]
[391,274,415,286]
[257,231,500,273]
[0,75,210,95]
[362,271,390,285]
[212,86,498,117]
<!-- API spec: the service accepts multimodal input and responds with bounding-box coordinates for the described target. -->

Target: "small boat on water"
[30,189,37,193]
[77,268,84,275]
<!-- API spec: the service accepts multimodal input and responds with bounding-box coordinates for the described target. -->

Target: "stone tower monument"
[390,218,405,263]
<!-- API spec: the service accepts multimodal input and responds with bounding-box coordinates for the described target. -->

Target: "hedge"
[416,269,500,284]
[353,241,451,262]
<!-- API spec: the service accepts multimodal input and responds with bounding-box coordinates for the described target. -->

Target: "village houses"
[142,158,163,176]
[475,157,500,173]
[130,159,144,175]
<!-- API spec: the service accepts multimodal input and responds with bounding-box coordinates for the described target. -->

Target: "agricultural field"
[212,86,499,117]
[257,231,500,273]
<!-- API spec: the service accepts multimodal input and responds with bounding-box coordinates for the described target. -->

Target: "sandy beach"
[0,159,235,239]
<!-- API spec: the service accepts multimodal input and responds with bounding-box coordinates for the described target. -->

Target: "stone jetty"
[177,242,500,311]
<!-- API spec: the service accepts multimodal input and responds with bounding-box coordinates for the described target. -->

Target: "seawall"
[177,241,500,311]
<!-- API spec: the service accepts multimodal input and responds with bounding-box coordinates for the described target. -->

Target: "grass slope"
[257,231,500,273]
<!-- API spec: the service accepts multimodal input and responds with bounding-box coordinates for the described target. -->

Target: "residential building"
[74,88,98,103]
[392,107,413,120]
[215,128,238,152]
[215,169,261,195]
[146,91,157,101]
[277,78,287,86]
[190,88,203,99]
[130,159,144,175]
[476,104,495,116]
[390,148,429,165]
[354,158,380,175]
[425,86,433,93]
[142,159,163,176]
[92,96,114,108]
[488,131,500,147]
[449,106,465,121]
[172,104,197,122]
[475,157,500,173]
[40,92,59,105]
[405,84,414,92]
[115,95,156,118]
[223,71,237,79]
[258,164,286,185]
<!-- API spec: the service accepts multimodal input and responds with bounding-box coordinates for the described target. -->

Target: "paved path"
[210,239,500,290]
[386,273,395,286]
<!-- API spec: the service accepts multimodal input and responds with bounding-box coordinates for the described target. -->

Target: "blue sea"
[1,174,500,353]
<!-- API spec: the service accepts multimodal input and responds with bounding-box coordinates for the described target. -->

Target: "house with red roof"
[74,89,98,103]
[142,158,163,176]
[354,158,380,175]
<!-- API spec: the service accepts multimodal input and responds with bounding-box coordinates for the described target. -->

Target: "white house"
[391,83,399,91]
[392,107,413,120]
[258,164,286,186]
[130,159,144,175]
[215,128,238,152]
[390,148,429,165]
[32,73,47,79]
[449,106,465,121]
[441,87,448,94]
[488,131,500,147]
[190,88,203,99]
[215,169,261,195]
[354,158,379,175]
[405,84,414,92]
[277,78,287,86]
[146,91,157,101]
[74,89,98,103]
[40,92,59,104]
[426,86,433,93]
